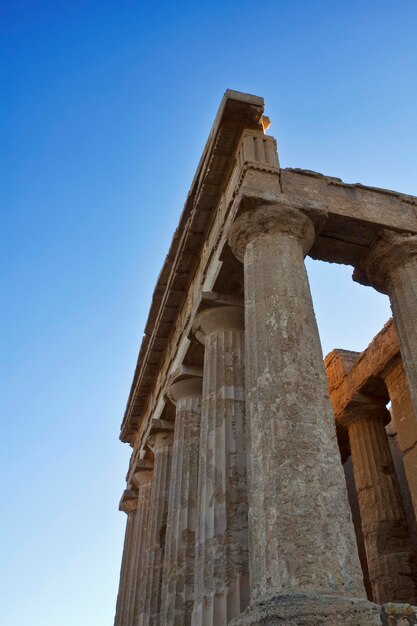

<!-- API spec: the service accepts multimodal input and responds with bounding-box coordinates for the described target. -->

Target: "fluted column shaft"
[353,232,417,417]
[385,358,417,519]
[136,430,174,626]
[228,200,380,625]
[114,490,138,626]
[343,402,417,604]
[128,471,153,626]
[161,377,203,625]
[192,305,249,626]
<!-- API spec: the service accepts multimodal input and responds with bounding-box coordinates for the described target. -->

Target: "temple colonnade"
[113,90,417,625]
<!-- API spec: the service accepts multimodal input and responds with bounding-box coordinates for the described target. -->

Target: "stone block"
[230,594,382,625]
[381,603,417,626]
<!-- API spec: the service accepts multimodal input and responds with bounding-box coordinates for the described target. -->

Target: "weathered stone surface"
[386,360,417,453]
[386,422,417,553]
[404,449,417,520]
[340,400,417,605]
[281,169,417,266]
[353,231,417,420]
[228,202,374,623]
[122,96,417,446]
[114,499,138,626]
[160,377,202,626]
[148,418,175,434]
[381,603,417,626]
[343,457,373,600]
[114,91,417,626]
[192,305,249,625]
[326,342,417,605]
[324,321,396,420]
[118,488,138,514]
[121,90,265,442]
[385,359,417,519]
[127,472,152,626]
[229,593,382,625]
[136,431,174,625]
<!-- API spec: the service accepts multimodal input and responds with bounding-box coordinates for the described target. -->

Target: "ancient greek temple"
[113,90,417,625]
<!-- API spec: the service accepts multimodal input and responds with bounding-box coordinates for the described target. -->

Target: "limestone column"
[353,231,417,417]
[340,399,417,604]
[160,376,203,625]
[114,489,138,626]
[228,198,381,625]
[385,357,417,519]
[126,462,153,626]
[135,425,174,626]
[343,456,373,601]
[192,305,249,626]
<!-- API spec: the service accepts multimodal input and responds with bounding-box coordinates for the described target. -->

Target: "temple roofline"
[120,89,265,442]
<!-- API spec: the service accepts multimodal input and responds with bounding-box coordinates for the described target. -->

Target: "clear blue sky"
[1,1,416,625]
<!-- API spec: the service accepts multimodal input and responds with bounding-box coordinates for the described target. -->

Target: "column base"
[229,593,382,626]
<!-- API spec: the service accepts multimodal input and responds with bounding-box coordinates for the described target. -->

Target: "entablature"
[325,319,398,420]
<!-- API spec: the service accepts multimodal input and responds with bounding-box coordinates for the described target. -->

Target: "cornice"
[120,90,265,442]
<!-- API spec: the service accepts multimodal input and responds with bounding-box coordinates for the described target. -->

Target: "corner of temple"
[228,194,328,261]
[114,91,417,626]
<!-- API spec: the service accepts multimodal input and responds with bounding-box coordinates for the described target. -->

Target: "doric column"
[136,425,174,626]
[342,456,373,601]
[114,489,138,626]
[384,357,417,519]
[127,461,153,626]
[353,231,417,417]
[228,198,381,625]
[340,399,417,604]
[160,376,203,625]
[192,305,249,625]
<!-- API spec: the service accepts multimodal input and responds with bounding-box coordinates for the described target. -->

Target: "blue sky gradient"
[1,1,416,624]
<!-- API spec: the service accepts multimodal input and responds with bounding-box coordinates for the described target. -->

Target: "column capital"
[353,229,417,294]
[119,488,138,514]
[146,428,174,454]
[339,399,391,428]
[133,458,154,471]
[193,304,244,344]
[131,469,153,488]
[131,458,154,488]
[149,418,174,434]
[168,377,203,404]
[228,195,327,261]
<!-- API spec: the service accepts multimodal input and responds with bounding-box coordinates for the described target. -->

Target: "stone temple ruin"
[113,91,417,625]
